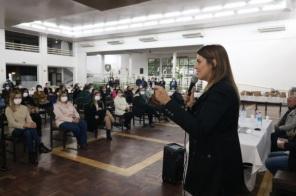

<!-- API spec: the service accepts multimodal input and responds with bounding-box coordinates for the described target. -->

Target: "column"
[128,54,133,83]
[172,52,177,78]
[39,34,48,85]
[0,29,5,85]
[74,45,87,85]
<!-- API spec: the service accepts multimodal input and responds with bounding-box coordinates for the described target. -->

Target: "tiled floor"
[0,104,286,195]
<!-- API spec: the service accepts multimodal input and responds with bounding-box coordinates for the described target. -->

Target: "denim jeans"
[265,151,289,175]
[59,120,88,146]
[13,128,40,153]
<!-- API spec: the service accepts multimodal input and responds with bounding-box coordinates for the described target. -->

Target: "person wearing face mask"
[114,89,133,130]
[33,84,48,105]
[86,92,114,140]
[2,84,11,105]
[74,84,92,110]
[53,91,88,150]
[132,89,159,127]
[21,88,51,153]
[124,86,134,104]
[169,78,178,90]
[5,90,40,165]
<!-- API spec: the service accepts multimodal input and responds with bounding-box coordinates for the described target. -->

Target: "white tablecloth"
[238,117,273,190]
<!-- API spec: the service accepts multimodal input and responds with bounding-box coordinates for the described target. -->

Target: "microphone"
[188,75,198,96]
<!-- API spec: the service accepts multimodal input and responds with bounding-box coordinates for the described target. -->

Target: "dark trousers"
[144,105,159,124]
[271,130,288,152]
[123,112,133,127]
[30,113,42,137]
[13,128,40,153]
[59,120,88,146]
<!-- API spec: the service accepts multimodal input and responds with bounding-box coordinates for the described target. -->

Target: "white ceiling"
[2,0,296,41]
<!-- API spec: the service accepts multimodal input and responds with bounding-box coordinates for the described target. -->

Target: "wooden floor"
[0,104,286,196]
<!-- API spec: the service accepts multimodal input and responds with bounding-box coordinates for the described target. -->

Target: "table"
[239,117,273,191]
[240,96,287,117]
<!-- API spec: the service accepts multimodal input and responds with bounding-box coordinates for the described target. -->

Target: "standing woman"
[53,90,88,149]
[154,45,245,196]
[5,90,40,165]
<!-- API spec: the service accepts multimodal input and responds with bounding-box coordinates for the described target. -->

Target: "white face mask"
[60,96,68,102]
[5,86,9,90]
[95,95,101,101]
[14,98,22,105]
[38,88,42,91]
[23,92,28,97]
[140,91,145,95]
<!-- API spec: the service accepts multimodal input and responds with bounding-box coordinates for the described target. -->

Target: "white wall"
[79,17,296,90]
[0,32,78,87]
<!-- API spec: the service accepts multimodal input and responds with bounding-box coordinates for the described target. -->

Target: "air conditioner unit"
[257,26,286,33]
[107,40,124,45]
[182,32,204,38]
[79,43,95,47]
[139,37,158,42]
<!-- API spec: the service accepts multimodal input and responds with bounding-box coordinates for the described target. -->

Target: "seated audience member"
[271,88,296,151]
[2,84,11,105]
[170,88,185,107]
[141,77,148,89]
[111,87,118,99]
[53,91,88,150]
[114,89,133,130]
[2,78,14,89]
[72,83,81,101]
[136,76,142,87]
[5,90,41,164]
[265,136,296,175]
[22,88,51,153]
[159,77,166,88]
[86,92,114,140]
[33,85,48,105]
[169,78,178,90]
[43,82,52,95]
[75,84,92,109]
[132,89,159,127]
[124,86,134,104]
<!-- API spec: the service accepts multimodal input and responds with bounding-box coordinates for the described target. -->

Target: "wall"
[80,17,296,90]
[0,31,78,87]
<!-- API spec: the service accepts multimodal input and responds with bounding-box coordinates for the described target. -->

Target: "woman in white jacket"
[114,89,133,130]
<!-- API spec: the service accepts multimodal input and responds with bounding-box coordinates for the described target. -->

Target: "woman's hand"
[154,86,171,105]
[277,138,288,149]
[24,122,37,128]
[186,87,196,108]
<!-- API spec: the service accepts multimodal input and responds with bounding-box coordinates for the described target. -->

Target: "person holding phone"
[154,45,245,196]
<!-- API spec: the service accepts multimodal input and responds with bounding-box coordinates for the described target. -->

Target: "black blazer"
[164,79,244,196]
[284,138,296,171]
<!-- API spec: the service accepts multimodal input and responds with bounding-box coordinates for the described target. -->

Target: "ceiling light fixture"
[107,40,124,45]
[224,1,247,9]
[237,7,260,14]
[181,8,200,15]
[257,25,286,32]
[182,32,204,38]
[159,19,175,24]
[214,11,235,17]
[195,14,213,20]
[164,11,181,17]
[202,5,223,12]
[248,0,273,5]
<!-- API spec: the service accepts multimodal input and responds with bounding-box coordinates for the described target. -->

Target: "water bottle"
[256,111,262,129]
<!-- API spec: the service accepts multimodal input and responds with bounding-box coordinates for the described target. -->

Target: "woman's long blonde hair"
[197,45,239,97]
[9,89,22,112]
